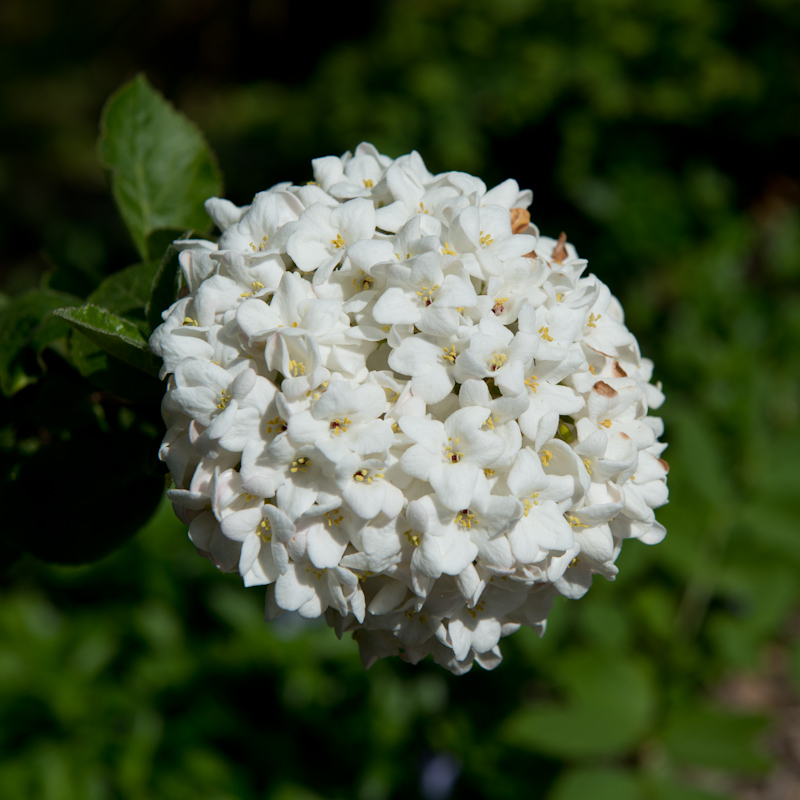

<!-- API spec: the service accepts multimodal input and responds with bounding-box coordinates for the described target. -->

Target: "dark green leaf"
[501,654,656,758]
[146,244,182,334]
[54,305,161,377]
[69,331,164,403]
[645,775,736,800]
[548,768,640,800]
[0,290,82,396]
[1,432,165,565]
[88,261,159,319]
[661,708,770,774]
[98,73,222,260]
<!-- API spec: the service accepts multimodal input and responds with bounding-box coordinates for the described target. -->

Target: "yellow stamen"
[404,530,421,547]
[566,514,588,528]
[467,600,486,619]
[330,417,352,435]
[454,509,478,529]
[330,233,346,249]
[490,353,508,371]
[257,518,272,543]
[523,492,540,517]
[492,297,508,315]
[265,416,287,435]
[539,326,554,342]
[540,449,553,466]
[325,511,343,527]
[441,242,456,256]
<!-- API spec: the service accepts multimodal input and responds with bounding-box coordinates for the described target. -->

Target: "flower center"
[330,417,352,435]
[490,352,507,371]
[523,493,540,517]
[539,326,554,342]
[454,509,477,529]
[257,518,271,542]
[404,530,421,547]
[249,234,269,252]
[265,416,287,434]
[479,230,494,247]
[466,600,486,619]
[240,280,265,298]
[492,297,508,315]
[416,284,439,306]
[566,514,588,528]
[441,345,457,364]
[216,389,231,410]
[290,457,310,473]
[353,469,384,484]
[445,437,464,463]
[330,233,346,249]
[288,359,306,377]
[351,270,373,291]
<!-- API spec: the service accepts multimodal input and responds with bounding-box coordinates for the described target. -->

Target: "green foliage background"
[1,1,799,798]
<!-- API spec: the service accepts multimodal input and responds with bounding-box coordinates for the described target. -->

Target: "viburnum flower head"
[151,143,669,675]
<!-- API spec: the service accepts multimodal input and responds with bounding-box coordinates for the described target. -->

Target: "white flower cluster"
[150,143,669,674]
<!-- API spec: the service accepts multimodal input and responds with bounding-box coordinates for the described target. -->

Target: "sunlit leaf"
[54,305,160,376]
[98,73,222,260]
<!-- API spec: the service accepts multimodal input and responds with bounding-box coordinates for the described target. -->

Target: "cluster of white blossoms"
[150,143,669,674]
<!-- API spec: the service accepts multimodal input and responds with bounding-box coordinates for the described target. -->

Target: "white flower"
[151,144,669,673]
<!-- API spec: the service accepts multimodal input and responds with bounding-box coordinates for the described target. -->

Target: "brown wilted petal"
[658,458,670,474]
[551,231,568,264]
[524,249,538,259]
[593,380,617,398]
[612,361,628,377]
[510,207,531,235]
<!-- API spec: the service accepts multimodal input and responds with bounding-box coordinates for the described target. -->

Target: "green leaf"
[54,305,160,377]
[0,289,82,396]
[0,432,165,565]
[69,331,163,403]
[88,261,159,320]
[661,708,770,774]
[500,653,656,758]
[98,74,222,261]
[548,768,640,800]
[645,775,736,800]
[146,244,182,334]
